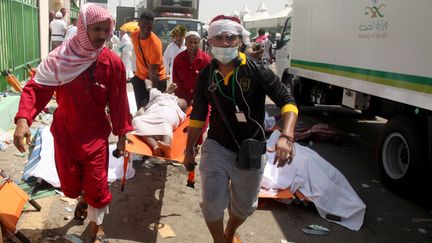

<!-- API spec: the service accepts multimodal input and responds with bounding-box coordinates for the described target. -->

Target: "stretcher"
[125,107,192,163]
[258,188,311,207]
[122,107,193,190]
[0,171,41,243]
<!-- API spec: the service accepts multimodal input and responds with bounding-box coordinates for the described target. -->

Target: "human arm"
[274,108,297,167]
[14,80,55,152]
[148,64,159,87]
[259,66,298,167]
[183,65,211,170]
[171,55,190,99]
[183,127,202,171]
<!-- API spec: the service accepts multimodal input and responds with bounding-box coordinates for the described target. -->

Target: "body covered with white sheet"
[262,130,366,231]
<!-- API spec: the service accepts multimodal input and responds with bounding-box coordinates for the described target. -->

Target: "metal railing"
[0,0,39,92]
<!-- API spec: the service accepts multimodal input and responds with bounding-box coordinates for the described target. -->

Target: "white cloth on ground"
[261,130,366,231]
[23,126,135,187]
[132,88,186,139]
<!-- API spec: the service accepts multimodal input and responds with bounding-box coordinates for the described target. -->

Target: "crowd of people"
[14,4,297,243]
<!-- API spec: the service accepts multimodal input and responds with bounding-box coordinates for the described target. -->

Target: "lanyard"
[214,68,238,105]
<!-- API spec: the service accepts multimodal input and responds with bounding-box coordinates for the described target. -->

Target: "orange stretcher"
[125,107,192,163]
[122,107,193,190]
[258,187,311,207]
[0,171,41,243]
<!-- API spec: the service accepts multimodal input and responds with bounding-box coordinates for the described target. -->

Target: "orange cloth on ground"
[131,31,166,81]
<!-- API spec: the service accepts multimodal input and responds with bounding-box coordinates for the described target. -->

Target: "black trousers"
[131,75,167,109]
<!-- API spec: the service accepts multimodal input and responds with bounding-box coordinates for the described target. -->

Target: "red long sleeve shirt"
[15,48,132,153]
[172,49,211,105]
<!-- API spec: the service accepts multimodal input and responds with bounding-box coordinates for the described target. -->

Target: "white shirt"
[64,25,77,41]
[111,35,121,56]
[119,34,134,79]
[163,41,186,80]
[262,38,273,60]
[50,19,67,42]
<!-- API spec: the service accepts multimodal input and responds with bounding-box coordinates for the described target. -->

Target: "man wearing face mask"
[13,4,132,242]
[183,15,298,243]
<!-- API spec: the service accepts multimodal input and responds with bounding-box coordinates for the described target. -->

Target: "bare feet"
[224,233,242,243]
[90,222,108,243]
[152,146,163,157]
[157,141,172,158]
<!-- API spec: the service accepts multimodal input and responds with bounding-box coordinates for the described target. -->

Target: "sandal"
[74,200,88,220]
[93,234,109,243]
[91,224,109,243]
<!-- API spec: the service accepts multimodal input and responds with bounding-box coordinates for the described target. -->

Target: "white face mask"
[211,46,238,64]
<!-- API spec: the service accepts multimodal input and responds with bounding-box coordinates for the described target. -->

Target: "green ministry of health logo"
[364,0,386,18]
[359,0,388,38]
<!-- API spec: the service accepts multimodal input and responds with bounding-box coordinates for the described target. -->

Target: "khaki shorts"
[198,139,265,222]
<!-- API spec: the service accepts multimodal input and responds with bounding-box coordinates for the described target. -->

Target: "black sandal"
[74,200,88,220]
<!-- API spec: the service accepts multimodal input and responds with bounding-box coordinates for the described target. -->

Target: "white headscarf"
[207,19,250,45]
[35,4,113,86]
[185,31,200,39]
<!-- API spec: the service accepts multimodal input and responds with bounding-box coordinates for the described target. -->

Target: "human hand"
[144,79,153,91]
[165,83,178,94]
[13,118,32,153]
[273,135,295,167]
[114,135,127,158]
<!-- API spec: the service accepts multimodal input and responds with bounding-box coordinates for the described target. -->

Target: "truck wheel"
[377,116,424,191]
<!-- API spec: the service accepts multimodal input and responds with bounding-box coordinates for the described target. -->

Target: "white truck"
[275,0,432,190]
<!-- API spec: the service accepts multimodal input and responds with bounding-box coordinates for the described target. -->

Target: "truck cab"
[153,17,203,51]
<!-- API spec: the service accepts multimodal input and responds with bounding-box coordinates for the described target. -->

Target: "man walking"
[183,15,298,243]
[14,4,132,242]
[50,11,67,50]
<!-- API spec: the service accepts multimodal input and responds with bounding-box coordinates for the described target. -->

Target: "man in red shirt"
[172,31,211,105]
[13,4,132,242]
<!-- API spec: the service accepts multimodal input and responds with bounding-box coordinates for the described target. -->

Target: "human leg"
[142,136,163,156]
[88,205,109,242]
[81,141,112,240]
[226,155,266,241]
[53,140,82,198]
[131,76,150,108]
[199,139,233,242]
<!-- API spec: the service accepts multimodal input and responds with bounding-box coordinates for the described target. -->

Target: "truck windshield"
[154,18,203,51]
[154,19,202,39]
